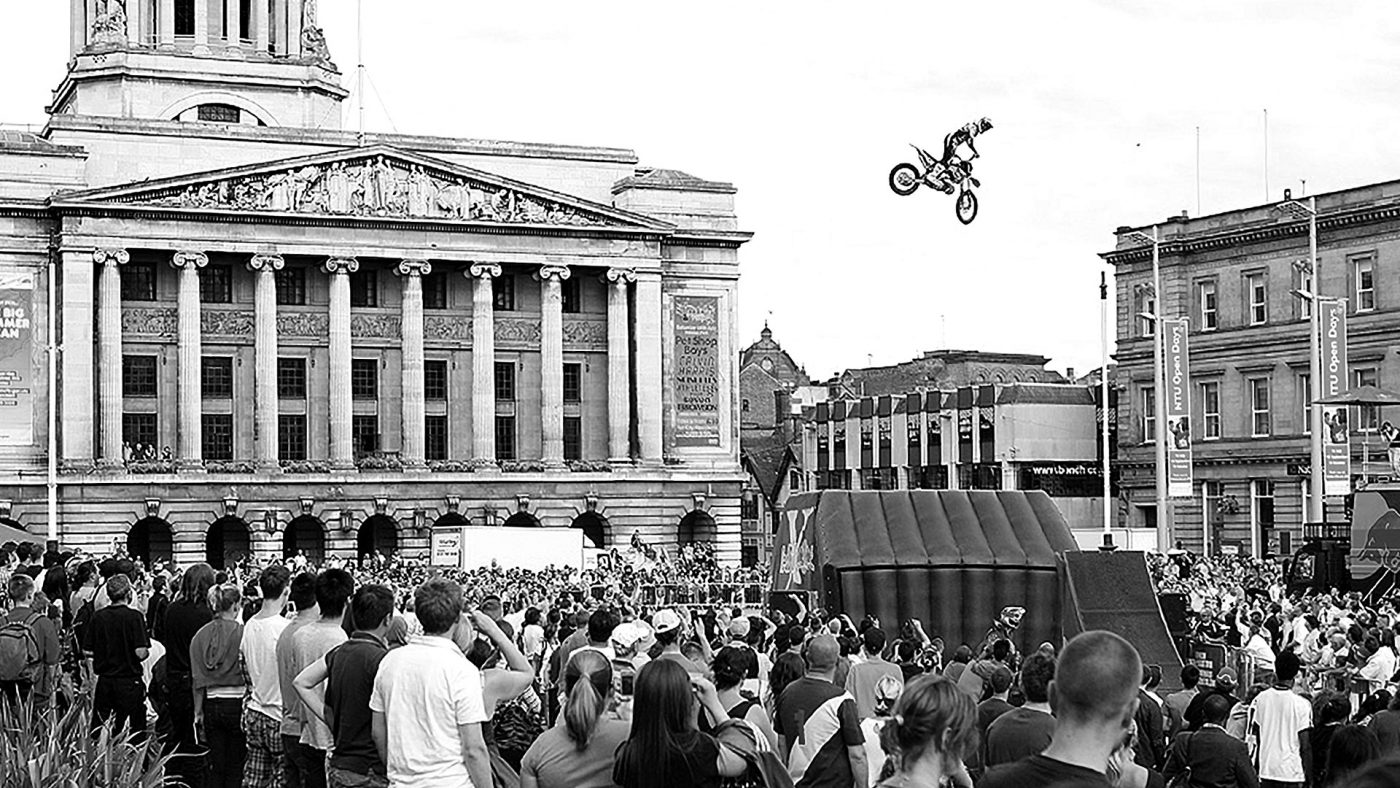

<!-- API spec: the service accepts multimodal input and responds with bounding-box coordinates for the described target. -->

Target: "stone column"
[71,0,86,55]
[159,0,175,47]
[605,267,635,464]
[126,0,144,46]
[95,249,129,470]
[225,0,240,45]
[467,263,500,468]
[634,271,664,464]
[398,259,431,470]
[324,257,358,470]
[192,0,210,52]
[538,264,570,469]
[288,0,303,57]
[248,254,283,471]
[172,251,208,471]
[60,251,96,470]
[253,0,270,53]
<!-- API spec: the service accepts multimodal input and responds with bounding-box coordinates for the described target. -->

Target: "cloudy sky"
[2,2,1397,380]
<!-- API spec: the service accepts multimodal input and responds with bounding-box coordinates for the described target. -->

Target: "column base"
[60,459,96,474]
[255,461,283,475]
[402,459,429,473]
[329,459,357,472]
[95,458,126,473]
[543,459,568,472]
[609,457,635,469]
[175,459,206,473]
[469,458,500,473]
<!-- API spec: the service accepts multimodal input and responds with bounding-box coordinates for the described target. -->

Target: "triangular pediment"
[54,144,674,231]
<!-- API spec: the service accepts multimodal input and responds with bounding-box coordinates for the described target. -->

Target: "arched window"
[196,104,242,123]
[571,512,608,550]
[129,517,174,565]
[677,510,716,545]
[504,512,541,528]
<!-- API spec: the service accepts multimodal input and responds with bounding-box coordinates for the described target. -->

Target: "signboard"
[772,497,818,593]
[1163,317,1193,498]
[459,526,582,571]
[672,296,721,448]
[430,528,461,567]
[0,272,34,445]
[1319,301,1350,496]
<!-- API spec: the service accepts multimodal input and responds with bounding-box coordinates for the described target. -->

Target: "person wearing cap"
[858,674,903,785]
[651,609,707,675]
[1184,667,1239,732]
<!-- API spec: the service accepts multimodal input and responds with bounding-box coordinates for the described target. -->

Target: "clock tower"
[54,0,347,129]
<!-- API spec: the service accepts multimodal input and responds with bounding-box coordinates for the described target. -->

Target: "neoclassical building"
[0,1,749,566]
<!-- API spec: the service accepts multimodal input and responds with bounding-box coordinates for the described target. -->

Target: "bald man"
[775,634,868,788]
[981,631,1143,788]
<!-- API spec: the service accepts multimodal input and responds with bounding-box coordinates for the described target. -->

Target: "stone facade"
[0,5,750,567]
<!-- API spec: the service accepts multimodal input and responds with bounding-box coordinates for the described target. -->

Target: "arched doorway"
[128,517,174,565]
[432,512,469,529]
[571,512,608,550]
[283,515,326,565]
[677,510,716,545]
[357,514,399,562]
[206,516,251,570]
[504,511,541,528]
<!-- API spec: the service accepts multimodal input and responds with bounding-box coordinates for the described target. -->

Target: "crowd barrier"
[590,582,769,607]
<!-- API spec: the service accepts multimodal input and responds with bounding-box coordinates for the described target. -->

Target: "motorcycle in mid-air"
[888,145,981,225]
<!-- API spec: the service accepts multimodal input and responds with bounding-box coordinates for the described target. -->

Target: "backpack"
[0,611,43,683]
[493,693,544,757]
[70,582,105,649]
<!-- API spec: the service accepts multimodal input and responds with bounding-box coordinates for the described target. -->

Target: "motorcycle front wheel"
[956,190,979,224]
[889,164,921,196]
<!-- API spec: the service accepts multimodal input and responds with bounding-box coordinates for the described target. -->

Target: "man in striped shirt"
[775,634,868,788]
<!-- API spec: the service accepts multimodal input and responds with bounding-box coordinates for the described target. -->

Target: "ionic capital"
[537,264,572,282]
[605,267,636,286]
[247,254,285,273]
[323,257,360,276]
[396,259,433,277]
[467,262,502,280]
[171,251,209,270]
[92,248,130,267]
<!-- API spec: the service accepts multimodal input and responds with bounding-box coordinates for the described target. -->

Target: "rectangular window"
[121,262,157,301]
[495,361,516,402]
[495,415,516,460]
[350,270,378,308]
[351,359,378,400]
[197,104,241,124]
[275,268,306,306]
[201,414,233,461]
[563,363,582,403]
[1298,373,1312,435]
[425,415,448,461]
[122,355,158,398]
[493,275,516,311]
[1296,266,1314,320]
[562,277,581,314]
[1140,387,1155,444]
[1137,290,1157,338]
[1201,382,1220,440]
[423,273,448,310]
[1356,368,1380,432]
[1198,280,1218,331]
[1249,378,1271,437]
[175,0,195,36]
[200,265,233,303]
[564,416,582,461]
[352,415,379,455]
[424,360,448,401]
[1355,256,1376,312]
[201,356,234,398]
[123,413,157,449]
[1246,272,1267,326]
[278,414,307,461]
[277,357,306,399]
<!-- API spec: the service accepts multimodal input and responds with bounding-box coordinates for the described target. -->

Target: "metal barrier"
[589,582,769,608]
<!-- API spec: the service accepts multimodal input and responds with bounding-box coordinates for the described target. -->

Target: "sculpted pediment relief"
[59,145,672,231]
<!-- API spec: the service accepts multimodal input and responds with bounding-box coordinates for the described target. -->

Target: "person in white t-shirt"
[1250,650,1311,786]
[370,579,492,788]
[240,565,292,788]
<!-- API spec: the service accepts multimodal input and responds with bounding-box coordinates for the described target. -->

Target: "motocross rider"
[931,117,993,193]
[977,605,1024,665]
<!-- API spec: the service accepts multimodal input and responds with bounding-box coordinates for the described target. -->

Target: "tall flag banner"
[1163,317,1193,497]
[1320,301,1350,496]
[0,272,34,446]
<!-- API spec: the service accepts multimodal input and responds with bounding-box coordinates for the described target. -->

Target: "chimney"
[774,389,792,429]
[1066,367,1076,381]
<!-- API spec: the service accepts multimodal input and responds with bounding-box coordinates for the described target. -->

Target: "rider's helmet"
[976,117,993,134]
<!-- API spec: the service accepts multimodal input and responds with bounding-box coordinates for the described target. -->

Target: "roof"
[0,129,84,157]
[742,434,797,503]
[612,167,737,195]
[996,384,1095,406]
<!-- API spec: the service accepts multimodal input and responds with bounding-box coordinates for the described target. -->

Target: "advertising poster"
[1163,317,1193,497]
[430,528,462,567]
[672,296,722,447]
[0,272,34,446]
[1320,301,1350,496]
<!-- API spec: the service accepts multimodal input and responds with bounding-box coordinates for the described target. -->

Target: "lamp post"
[1100,270,1114,551]
[1124,227,1169,553]
[1277,194,1322,527]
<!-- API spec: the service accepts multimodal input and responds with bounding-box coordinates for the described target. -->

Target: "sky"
[3,2,1400,380]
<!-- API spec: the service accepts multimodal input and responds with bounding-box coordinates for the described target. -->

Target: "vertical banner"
[672,296,722,448]
[1320,301,1350,496]
[1163,317,1193,497]
[0,272,34,445]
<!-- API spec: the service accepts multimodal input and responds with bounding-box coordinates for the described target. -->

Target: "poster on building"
[1320,300,1350,496]
[430,528,462,567]
[0,272,34,446]
[672,296,722,447]
[1163,317,1193,497]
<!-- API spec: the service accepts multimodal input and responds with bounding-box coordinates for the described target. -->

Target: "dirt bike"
[888,144,981,225]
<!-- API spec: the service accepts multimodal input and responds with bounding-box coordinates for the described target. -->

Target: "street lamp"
[1275,192,1322,528]
[1123,226,1169,553]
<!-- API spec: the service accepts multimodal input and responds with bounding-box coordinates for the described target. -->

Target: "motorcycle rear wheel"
[889,164,921,196]
[956,190,979,224]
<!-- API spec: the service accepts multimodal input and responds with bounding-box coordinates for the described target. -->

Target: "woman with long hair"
[877,674,978,788]
[164,562,217,785]
[1329,724,1383,787]
[520,650,630,788]
[614,659,748,788]
[700,646,778,751]
[190,585,247,788]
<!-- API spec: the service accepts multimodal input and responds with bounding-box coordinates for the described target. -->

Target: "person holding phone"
[614,659,749,788]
